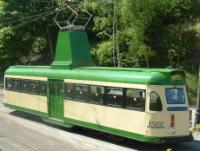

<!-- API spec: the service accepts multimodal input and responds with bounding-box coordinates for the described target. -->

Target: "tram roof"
[5,66,186,85]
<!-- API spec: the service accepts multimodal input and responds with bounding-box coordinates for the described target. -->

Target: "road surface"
[0,90,200,151]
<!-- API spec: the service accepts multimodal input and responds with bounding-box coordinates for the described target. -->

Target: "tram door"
[48,79,64,119]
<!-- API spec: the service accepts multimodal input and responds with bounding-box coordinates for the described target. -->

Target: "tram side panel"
[105,107,146,135]
[64,100,75,119]
[105,85,147,136]
[64,82,106,128]
[63,82,148,138]
[4,75,48,114]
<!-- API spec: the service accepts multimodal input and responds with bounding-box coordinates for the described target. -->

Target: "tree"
[83,0,156,67]
[0,0,58,70]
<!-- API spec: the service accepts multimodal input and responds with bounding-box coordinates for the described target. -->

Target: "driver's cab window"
[149,91,162,111]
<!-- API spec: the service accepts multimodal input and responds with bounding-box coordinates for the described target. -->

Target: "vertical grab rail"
[195,65,200,124]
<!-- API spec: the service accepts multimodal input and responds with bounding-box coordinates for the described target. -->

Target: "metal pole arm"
[195,65,200,124]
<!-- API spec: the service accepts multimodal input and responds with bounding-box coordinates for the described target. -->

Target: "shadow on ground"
[10,110,198,151]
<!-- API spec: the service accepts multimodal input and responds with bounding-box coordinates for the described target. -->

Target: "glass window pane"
[40,81,47,96]
[57,81,63,96]
[126,89,145,111]
[74,84,88,101]
[105,87,124,107]
[5,78,13,90]
[64,83,74,99]
[22,79,30,93]
[89,86,104,104]
[49,81,55,95]
[12,79,22,92]
[150,91,162,111]
[30,81,40,95]
[165,88,185,104]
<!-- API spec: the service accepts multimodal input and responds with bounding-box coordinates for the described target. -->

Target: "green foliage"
[186,72,198,105]
[0,0,57,70]
[84,0,200,69]
[91,41,113,66]
[194,124,200,132]
[147,0,200,68]
[83,0,157,67]
[32,38,47,53]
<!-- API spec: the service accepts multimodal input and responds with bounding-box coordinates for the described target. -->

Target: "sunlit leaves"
[32,37,47,53]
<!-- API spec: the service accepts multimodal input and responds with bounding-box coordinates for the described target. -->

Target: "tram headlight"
[169,127,176,134]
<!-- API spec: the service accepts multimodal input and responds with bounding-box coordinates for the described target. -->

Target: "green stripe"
[4,102,160,143]
[63,117,160,143]
[4,102,191,144]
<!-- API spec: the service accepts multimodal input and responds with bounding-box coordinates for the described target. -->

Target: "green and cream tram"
[4,31,193,143]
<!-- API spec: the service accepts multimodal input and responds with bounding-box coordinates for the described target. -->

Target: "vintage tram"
[4,31,193,143]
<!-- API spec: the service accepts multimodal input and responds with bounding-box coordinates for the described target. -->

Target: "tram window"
[64,83,74,99]
[49,81,55,95]
[89,86,104,104]
[5,78,13,90]
[150,91,162,111]
[165,88,185,104]
[40,81,47,96]
[21,79,30,93]
[105,87,124,107]
[74,84,89,101]
[12,79,22,92]
[29,81,40,95]
[125,89,145,111]
[57,81,63,96]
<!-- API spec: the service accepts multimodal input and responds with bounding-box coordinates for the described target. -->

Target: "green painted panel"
[51,31,94,69]
[48,79,64,119]
[5,66,186,85]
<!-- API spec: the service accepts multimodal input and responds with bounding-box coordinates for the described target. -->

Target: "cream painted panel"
[5,75,47,81]
[147,85,187,112]
[64,100,75,119]
[21,94,40,111]
[39,96,48,113]
[73,102,106,126]
[146,112,190,137]
[4,91,47,113]
[146,85,190,137]
[106,107,146,135]
[64,79,147,89]
[4,90,18,105]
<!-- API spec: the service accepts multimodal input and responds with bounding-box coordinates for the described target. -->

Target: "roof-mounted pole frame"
[53,1,92,31]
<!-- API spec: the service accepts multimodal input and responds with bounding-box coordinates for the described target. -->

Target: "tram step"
[42,117,74,128]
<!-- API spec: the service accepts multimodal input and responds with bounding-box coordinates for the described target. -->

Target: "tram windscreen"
[165,88,185,104]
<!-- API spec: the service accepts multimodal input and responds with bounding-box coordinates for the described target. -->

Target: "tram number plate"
[148,121,165,129]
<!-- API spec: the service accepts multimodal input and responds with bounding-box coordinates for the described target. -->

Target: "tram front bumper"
[158,133,193,143]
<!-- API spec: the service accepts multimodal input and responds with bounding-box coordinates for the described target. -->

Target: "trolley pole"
[195,65,200,124]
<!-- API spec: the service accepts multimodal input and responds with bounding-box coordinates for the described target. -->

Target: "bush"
[186,72,198,106]
[194,124,200,132]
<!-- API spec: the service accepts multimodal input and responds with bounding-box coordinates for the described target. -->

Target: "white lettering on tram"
[147,121,165,129]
